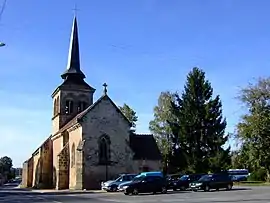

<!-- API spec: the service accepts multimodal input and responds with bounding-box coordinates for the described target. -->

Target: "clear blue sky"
[0,0,270,167]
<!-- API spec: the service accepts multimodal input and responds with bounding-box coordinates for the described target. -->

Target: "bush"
[248,168,267,181]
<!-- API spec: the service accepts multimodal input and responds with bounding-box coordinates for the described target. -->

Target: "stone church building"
[21,16,161,190]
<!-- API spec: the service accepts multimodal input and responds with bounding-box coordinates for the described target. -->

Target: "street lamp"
[0,42,5,47]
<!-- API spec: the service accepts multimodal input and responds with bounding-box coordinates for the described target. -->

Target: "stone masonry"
[21,16,162,190]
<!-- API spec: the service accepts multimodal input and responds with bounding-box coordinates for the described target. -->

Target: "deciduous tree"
[149,91,176,173]
[236,77,270,180]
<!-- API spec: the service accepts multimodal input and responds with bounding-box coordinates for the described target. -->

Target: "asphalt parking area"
[94,186,270,203]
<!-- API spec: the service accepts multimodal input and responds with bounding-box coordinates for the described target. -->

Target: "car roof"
[120,173,137,176]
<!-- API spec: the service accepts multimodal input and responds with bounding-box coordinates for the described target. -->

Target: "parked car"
[118,171,164,192]
[227,169,250,181]
[101,174,137,192]
[173,174,205,191]
[139,171,164,177]
[124,175,167,195]
[190,173,233,192]
[166,173,182,189]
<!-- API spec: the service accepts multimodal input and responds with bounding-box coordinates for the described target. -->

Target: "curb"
[30,190,108,194]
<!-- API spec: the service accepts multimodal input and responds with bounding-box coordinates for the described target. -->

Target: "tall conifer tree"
[170,67,230,173]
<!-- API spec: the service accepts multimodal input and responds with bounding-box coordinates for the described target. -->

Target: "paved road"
[1,185,270,202]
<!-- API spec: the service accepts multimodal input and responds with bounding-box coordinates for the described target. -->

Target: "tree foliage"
[0,156,13,175]
[168,67,230,173]
[149,91,176,173]
[119,103,138,129]
[235,77,270,179]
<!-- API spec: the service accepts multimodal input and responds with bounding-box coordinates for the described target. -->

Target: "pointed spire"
[61,15,85,80]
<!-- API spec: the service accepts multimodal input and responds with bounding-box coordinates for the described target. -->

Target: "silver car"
[101,174,137,192]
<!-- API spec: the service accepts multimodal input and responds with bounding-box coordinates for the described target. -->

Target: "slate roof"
[61,16,85,80]
[129,133,162,160]
[59,76,95,90]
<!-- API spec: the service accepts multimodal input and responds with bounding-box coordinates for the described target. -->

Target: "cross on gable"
[103,83,108,95]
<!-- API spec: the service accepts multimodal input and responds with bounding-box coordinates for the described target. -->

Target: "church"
[21,16,162,190]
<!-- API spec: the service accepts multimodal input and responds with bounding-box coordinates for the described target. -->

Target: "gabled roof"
[55,94,132,135]
[129,133,162,160]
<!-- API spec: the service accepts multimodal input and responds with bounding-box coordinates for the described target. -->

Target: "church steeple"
[51,15,95,135]
[61,15,85,80]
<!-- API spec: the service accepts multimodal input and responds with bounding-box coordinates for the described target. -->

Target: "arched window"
[71,143,75,167]
[65,100,74,114]
[77,101,87,112]
[98,135,110,165]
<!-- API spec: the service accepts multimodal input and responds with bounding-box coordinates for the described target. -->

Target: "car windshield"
[115,176,123,182]
[167,175,179,180]
[198,175,212,181]
[179,175,189,181]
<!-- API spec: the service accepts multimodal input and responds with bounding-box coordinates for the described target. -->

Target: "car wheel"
[180,186,186,191]
[161,186,167,194]
[204,185,210,192]
[112,186,118,192]
[133,188,139,195]
[226,184,232,191]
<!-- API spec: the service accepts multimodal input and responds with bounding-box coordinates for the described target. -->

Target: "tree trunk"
[266,169,270,182]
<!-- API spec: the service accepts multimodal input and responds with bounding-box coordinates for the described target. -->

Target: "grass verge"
[235,181,270,186]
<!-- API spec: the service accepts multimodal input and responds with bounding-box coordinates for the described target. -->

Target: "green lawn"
[235,181,270,186]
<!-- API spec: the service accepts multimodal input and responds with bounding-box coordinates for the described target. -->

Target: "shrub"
[248,168,267,181]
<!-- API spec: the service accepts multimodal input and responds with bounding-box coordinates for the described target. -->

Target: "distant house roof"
[129,133,162,160]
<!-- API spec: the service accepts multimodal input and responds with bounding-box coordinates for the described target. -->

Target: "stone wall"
[79,96,134,189]
[56,143,70,190]
[40,138,53,188]
[75,140,84,190]
[52,89,95,135]
[67,124,82,189]
[32,149,41,188]
[27,157,34,187]
[52,134,63,188]
[21,161,28,187]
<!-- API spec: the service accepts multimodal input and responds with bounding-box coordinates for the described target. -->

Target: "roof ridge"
[134,133,153,136]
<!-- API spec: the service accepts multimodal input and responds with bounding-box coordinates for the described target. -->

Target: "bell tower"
[51,16,95,135]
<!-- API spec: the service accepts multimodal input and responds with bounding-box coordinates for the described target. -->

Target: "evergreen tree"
[170,67,230,173]
[119,103,138,130]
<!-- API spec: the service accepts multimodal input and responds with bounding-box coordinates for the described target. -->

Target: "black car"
[190,173,233,192]
[173,174,205,191]
[166,174,182,189]
[124,175,167,195]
